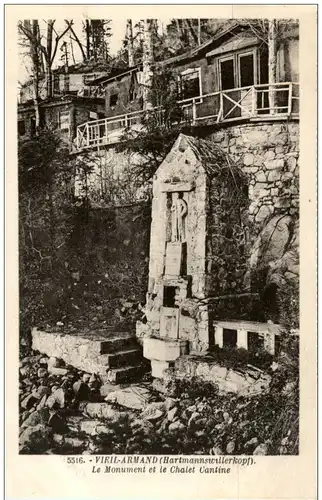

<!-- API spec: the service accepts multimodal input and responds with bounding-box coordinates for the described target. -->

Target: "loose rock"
[19,424,52,453]
[168,421,185,432]
[37,368,47,378]
[253,443,269,455]
[48,412,67,433]
[105,386,152,411]
[226,441,235,454]
[72,380,90,401]
[141,402,165,421]
[21,408,50,429]
[21,394,38,410]
[82,402,123,421]
[167,407,178,422]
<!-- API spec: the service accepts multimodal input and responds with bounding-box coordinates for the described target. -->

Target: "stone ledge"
[31,328,139,378]
[174,354,271,396]
[143,337,188,362]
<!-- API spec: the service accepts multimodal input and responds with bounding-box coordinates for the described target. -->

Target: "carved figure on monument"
[170,193,188,242]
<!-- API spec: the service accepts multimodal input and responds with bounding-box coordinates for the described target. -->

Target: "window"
[238,53,255,87]
[18,120,25,136]
[53,74,60,94]
[110,93,118,107]
[218,49,257,90]
[179,68,202,100]
[59,110,70,131]
[220,58,234,90]
[63,74,70,93]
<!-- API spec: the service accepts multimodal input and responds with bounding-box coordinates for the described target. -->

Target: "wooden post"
[86,122,89,147]
[219,91,224,121]
[252,86,257,116]
[288,82,293,114]
[192,99,197,123]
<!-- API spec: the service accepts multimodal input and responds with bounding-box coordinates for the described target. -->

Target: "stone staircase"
[31,327,150,383]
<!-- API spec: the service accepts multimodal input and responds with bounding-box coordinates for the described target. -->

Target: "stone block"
[151,360,170,378]
[286,156,297,171]
[243,153,254,166]
[265,159,285,170]
[236,329,248,349]
[255,204,273,223]
[143,337,189,362]
[255,171,267,182]
[253,155,264,167]
[267,169,283,182]
[214,326,224,348]
[244,129,267,145]
[252,183,270,199]
[264,150,275,160]
[245,166,259,174]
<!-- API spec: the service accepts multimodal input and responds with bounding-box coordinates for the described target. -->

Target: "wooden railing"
[76,82,299,150]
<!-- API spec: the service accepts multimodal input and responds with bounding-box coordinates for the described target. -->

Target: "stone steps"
[107,363,150,384]
[31,327,149,383]
[99,335,139,354]
[106,348,143,368]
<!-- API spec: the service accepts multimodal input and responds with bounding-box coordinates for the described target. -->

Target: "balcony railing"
[76,82,299,150]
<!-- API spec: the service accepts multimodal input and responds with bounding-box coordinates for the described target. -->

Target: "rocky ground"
[19,342,298,456]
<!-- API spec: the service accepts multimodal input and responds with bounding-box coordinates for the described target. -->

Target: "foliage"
[82,19,112,61]
[19,129,93,337]
[19,129,150,338]
[210,346,273,371]
[277,278,299,330]
[117,65,190,187]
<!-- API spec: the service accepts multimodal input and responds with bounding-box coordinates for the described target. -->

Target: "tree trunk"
[268,20,278,114]
[30,20,41,129]
[142,19,154,110]
[45,21,54,98]
[85,20,91,59]
[126,19,134,67]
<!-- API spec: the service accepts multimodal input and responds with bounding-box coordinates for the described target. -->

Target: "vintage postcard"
[5,4,317,499]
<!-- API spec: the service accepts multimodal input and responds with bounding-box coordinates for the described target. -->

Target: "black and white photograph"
[16,13,303,458]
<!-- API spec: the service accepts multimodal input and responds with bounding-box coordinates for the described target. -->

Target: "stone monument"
[136,134,249,379]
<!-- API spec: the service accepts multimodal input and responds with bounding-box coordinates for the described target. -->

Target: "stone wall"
[207,121,299,235]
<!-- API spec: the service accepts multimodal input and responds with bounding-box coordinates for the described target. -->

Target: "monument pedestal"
[143,336,189,379]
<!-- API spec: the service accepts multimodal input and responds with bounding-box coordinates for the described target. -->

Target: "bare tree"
[142,19,154,110]
[126,19,134,67]
[19,20,42,128]
[268,20,278,113]
[18,19,73,100]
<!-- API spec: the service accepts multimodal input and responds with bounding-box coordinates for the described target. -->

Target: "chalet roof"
[18,94,104,112]
[53,60,111,75]
[169,133,245,180]
[159,20,242,67]
[87,65,142,86]
[86,21,243,86]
